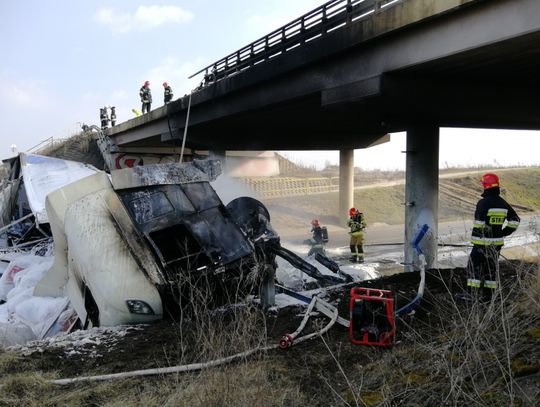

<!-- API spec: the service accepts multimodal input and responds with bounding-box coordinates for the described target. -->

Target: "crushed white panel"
[110,159,222,190]
[20,153,98,224]
[0,248,75,347]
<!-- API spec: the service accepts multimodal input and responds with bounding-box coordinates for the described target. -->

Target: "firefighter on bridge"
[139,80,152,114]
[163,82,173,104]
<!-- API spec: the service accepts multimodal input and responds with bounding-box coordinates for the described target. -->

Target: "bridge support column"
[339,149,354,225]
[404,126,439,271]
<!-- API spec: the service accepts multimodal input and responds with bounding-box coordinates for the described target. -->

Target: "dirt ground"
[2,260,538,406]
[3,264,504,375]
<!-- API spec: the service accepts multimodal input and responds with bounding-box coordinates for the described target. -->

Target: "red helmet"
[311,219,320,227]
[163,81,168,87]
[144,80,150,87]
[481,173,500,189]
[349,207,357,217]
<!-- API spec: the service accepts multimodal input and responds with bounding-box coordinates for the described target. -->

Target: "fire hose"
[278,295,340,349]
[395,223,429,316]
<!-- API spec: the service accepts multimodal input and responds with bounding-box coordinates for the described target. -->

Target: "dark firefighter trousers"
[467,245,501,301]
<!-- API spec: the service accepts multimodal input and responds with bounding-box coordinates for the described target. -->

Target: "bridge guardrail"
[241,177,340,198]
[27,137,69,155]
[190,0,403,83]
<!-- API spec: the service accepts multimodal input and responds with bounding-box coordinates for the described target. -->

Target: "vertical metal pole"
[339,149,355,226]
[179,93,192,163]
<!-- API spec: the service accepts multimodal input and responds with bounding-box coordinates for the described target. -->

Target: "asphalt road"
[279,214,539,260]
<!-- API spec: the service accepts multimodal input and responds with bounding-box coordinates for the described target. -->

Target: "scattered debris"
[8,325,144,358]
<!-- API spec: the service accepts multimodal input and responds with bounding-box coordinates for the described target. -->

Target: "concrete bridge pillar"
[339,149,354,225]
[404,126,439,271]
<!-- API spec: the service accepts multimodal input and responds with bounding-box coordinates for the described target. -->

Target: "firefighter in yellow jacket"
[348,207,367,263]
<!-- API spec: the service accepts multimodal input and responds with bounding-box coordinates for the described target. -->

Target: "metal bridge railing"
[190,0,403,84]
[241,177,340,198]
[27,137,69,155]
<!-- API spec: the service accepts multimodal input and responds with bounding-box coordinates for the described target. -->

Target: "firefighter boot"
[350,245,357,262]
[357,245,365,263]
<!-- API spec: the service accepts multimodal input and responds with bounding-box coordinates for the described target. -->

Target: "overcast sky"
[2,0,540,169]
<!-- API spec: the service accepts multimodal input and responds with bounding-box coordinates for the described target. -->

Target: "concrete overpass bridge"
[104,0,540,271]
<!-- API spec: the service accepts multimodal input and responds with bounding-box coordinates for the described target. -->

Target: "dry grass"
[343,263,540,406]
[1,258,538,406]
[0,264,305,407]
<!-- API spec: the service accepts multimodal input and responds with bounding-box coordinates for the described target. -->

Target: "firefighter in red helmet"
[163,81,173,104]
[139,80,152,114]
[307,219,327,256]
[467,173,520,301]
[348,207,367,263]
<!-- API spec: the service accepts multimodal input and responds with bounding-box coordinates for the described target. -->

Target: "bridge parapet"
[190,0,404,84]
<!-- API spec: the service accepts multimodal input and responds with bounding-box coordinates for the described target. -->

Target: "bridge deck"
[106,0,540,150]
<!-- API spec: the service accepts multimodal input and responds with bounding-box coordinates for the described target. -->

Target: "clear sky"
[2,0,540,169]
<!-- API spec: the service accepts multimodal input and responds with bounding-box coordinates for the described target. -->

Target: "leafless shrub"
[351,263,539,406]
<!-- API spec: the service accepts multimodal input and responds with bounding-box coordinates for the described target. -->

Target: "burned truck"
[34,160,279,327]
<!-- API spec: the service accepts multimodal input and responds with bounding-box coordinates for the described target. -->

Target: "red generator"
[349,287,395,347]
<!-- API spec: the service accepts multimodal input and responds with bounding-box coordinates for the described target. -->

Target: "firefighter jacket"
[140,86,152,103]
[471,187,520,246]
[164,86,173,103]
[311,226,324,244]
[348,213,366,234]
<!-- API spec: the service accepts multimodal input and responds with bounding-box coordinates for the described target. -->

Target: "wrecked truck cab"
[108,161,256,287]
[35,160,258,327]
[34,171,163,327]
[115,183,253,277]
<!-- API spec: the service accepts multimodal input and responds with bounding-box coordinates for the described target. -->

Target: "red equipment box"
[349,287,395,347]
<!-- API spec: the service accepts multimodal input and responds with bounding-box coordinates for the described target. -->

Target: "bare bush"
[348,264,539,406]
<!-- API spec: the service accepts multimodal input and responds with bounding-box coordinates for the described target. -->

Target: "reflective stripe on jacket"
[471,187,520,246]
[348,214,366,233]
[140,86,152,103]
[164,86,173,102]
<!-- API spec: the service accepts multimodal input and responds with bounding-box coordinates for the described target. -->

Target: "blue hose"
[396,223,429,316]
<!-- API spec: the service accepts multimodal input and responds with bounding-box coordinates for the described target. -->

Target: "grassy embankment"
[264,168,540,232]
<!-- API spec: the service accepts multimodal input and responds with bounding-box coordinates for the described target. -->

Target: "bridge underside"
[107,0,540,151]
